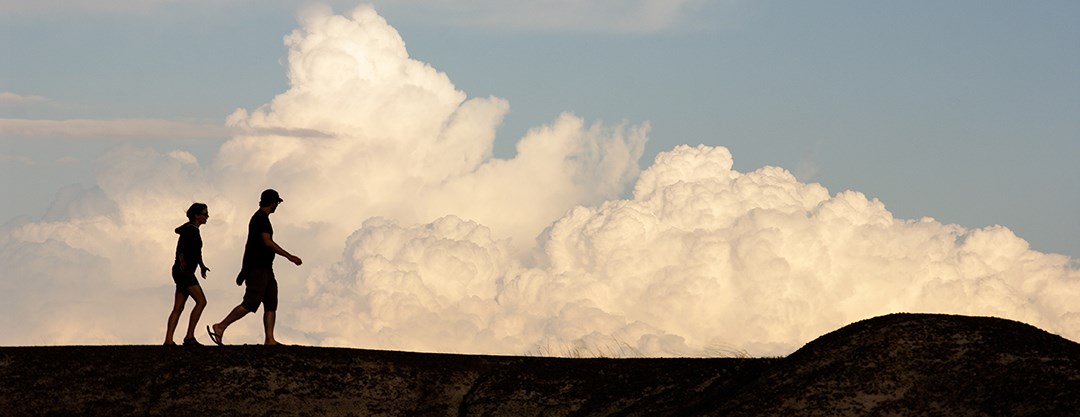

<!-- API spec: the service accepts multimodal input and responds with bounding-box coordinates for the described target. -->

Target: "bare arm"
[262,232,302,266]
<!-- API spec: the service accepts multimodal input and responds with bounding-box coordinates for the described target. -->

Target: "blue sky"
[2,1,1079,352]
[3,0,1078,260]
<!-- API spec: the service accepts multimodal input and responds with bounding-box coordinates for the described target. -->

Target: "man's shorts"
[241,268,278,313]
[172,265,200,296]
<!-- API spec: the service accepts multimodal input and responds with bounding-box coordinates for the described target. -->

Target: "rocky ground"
[1,313,1077,416]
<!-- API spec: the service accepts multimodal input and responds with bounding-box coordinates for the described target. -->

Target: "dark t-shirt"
[173,222,202,272]
[241,210,275,269]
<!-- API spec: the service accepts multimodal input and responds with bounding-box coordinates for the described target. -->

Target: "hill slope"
[1,314,1077,416]
[716,313,1080,416]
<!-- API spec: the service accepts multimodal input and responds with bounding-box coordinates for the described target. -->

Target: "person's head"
[259,189,284,212]
[186,203,209,225]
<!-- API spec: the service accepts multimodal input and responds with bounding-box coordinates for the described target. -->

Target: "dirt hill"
[1,313,1077,417]
[714,313,1080,416]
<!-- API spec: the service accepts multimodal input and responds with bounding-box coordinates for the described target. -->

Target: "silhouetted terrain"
[1,314,1077,416]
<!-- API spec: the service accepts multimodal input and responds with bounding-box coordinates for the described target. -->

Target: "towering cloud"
[220,4,645,255]
[297,144,1080,356]
[0,4,644,346]
[1,4,1076,355]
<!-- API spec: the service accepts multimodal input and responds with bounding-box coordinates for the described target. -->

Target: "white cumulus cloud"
[296,144,1080,356]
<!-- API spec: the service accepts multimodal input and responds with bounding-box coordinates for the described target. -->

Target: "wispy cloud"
[0,92,49,106]
[0,153,37,167]
[0,153,81,168]
[0,118,229,140]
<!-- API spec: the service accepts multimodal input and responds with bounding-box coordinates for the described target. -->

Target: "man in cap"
[207,189,302,345]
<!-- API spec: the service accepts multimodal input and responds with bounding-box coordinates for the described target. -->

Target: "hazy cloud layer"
[1,4,1076,356]
[0,119,229,140]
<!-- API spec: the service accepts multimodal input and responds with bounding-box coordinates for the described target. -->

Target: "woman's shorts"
[172,266,200,295]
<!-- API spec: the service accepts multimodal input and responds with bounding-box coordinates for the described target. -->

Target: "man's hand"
[287,255,302,266]
[200,265,210,279]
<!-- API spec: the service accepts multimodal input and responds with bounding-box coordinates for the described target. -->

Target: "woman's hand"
[200,264,210,279]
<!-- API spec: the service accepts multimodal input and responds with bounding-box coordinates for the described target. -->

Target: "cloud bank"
[1,4,1077,356]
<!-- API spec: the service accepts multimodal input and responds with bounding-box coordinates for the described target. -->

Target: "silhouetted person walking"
[164,203,211,346]
[207,189,302,346]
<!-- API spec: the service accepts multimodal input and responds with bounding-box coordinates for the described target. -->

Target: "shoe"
[183,337,202,346]
[206,325,224,346]
[163,341,177,346]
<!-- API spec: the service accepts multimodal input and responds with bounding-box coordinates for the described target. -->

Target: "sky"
[1,1,1078,355]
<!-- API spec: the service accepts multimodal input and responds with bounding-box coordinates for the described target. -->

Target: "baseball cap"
[260,189,284,205]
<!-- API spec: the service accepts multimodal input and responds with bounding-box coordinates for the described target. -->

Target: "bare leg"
[263,311,277,345]
[212,304,251,342]
[164,290,188,344]
[183,285,207,340]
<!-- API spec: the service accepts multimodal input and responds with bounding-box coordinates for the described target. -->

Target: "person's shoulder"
[251,209,272,228]
[175,222,195,234]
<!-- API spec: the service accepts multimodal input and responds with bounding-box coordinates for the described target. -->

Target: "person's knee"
[241,299,260,313]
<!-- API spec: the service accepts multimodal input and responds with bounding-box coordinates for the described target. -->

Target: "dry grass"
[528,336,644,358]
